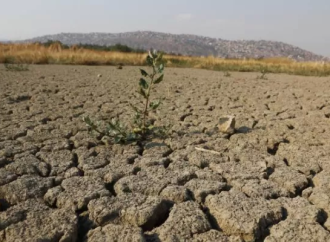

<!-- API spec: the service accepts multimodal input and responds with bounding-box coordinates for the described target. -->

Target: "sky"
[0,0,329,56]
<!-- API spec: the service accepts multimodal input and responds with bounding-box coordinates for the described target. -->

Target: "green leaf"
[156,52,164,61]
[138,87,147,98]
[114,136,123,144]
[146,56,153,66]
[110,118,118,127]
[127,132,137,141]
[147,125,154,130]
[150,49,158,58]
[139,78,149,89]
[154,74,164,84]
[82,116,91,125]
[111,129,119,136]
[149,100,162,110]
[158,64,164,73]
[140,69,148,77]
[83,116,98,131]
[133,127,142,133]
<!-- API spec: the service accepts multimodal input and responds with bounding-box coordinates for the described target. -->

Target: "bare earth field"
[1,64,330,241]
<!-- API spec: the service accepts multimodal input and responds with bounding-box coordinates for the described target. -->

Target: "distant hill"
[20,31,328,61]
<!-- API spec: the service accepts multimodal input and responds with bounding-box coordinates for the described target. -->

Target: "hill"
[19,31,329,61]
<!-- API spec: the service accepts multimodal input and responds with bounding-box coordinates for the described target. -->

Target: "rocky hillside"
[22,31,328,61]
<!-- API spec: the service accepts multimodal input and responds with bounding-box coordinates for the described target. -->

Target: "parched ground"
[1,64,330,242]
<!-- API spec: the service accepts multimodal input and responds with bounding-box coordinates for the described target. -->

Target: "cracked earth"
[1,65,330,241]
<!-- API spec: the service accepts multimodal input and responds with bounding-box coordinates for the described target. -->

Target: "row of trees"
[38,40,187,56]
[40,40,146,53]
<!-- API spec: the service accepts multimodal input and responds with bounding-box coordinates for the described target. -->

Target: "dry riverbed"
[1,64,330,241]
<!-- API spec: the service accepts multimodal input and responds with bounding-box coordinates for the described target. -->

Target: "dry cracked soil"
[1,64,330,242]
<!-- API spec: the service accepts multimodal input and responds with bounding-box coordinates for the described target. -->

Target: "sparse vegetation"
[41,40,146,53]
[83,49,170,144]
[256,69,268,80]
[4,63,29,71]
[4,57,29,71]
[224,71,231,77]
[1,43,330,76]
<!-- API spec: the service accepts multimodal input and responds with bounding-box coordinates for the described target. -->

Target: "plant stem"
[142,59,157,135]
[143,92,150,133]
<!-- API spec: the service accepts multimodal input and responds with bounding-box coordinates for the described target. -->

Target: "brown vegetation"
[1,43,330,76]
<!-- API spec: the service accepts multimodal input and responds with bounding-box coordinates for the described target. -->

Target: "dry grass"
[0,43,146,65]
[1,43,330,76]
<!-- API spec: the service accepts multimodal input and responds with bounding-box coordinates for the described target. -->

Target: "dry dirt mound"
[1,65,330,241]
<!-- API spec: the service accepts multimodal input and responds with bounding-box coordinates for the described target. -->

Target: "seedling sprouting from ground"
[224,71,231,77]
[133,49,165,133]
[83,49,169,144]
[257,69,268,80]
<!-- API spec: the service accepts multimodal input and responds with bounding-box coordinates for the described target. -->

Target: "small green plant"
[83,49,170,144]
[224,71,231,77]
[257,69,268,80]
[4,63,29,72]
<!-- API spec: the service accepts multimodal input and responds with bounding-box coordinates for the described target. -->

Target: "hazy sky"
[0,0,329,56]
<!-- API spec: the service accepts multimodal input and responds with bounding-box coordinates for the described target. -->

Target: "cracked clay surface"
[1,65,330,241]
